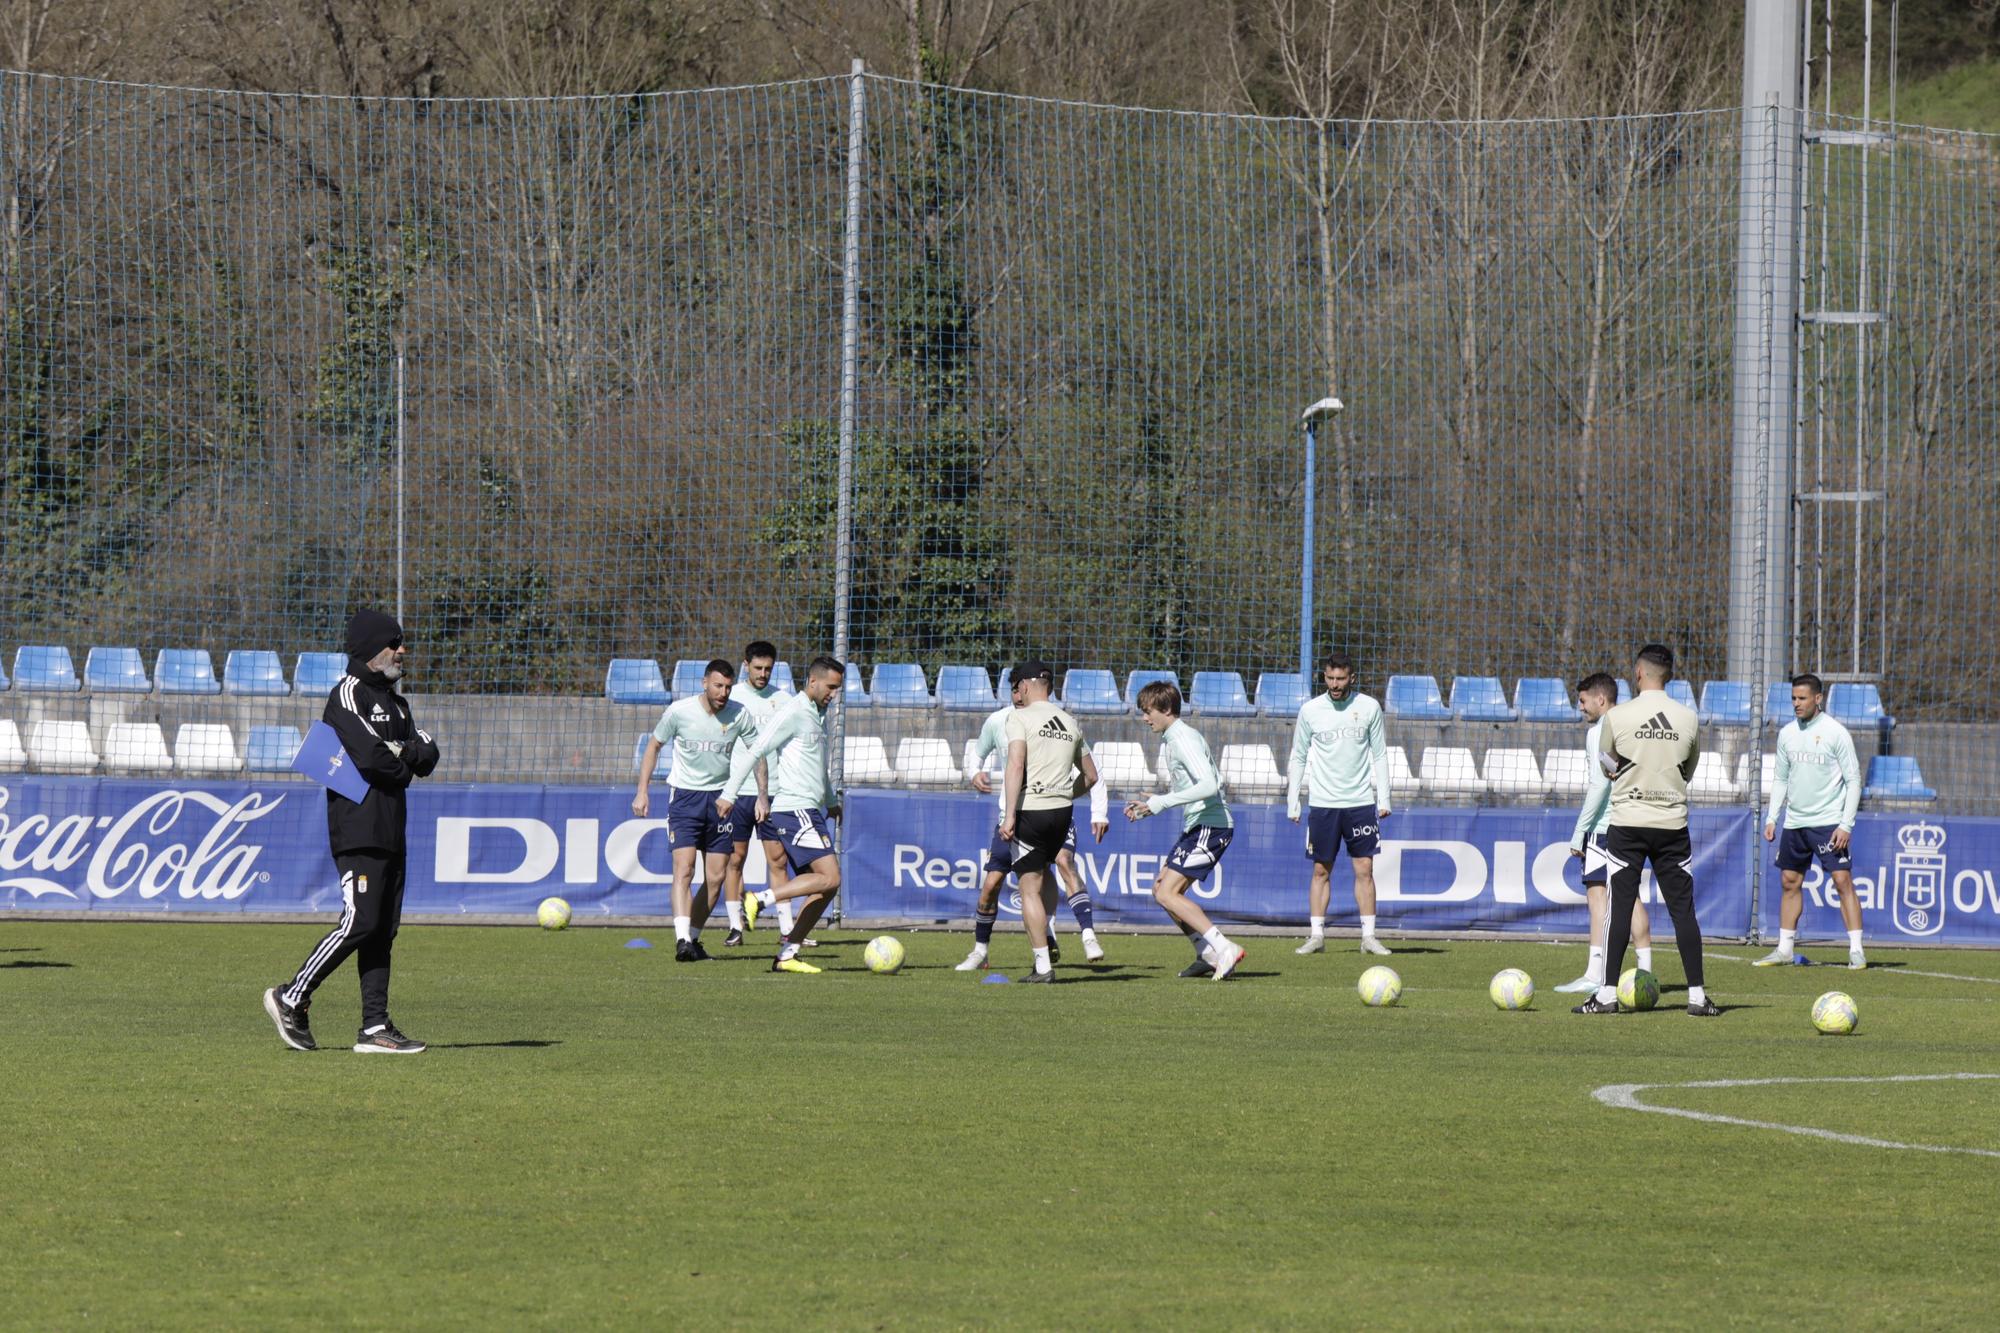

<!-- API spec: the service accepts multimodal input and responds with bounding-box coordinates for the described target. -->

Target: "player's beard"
[382,663,403,681]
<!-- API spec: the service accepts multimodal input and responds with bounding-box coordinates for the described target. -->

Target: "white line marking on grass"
[1710,951,2000,986]
[1594,1074,2000,1158]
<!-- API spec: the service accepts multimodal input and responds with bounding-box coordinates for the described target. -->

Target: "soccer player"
[999,660,1100,982]
[721,640,798,947]
[956,674,1110,972]
[727,657,847,974]
[1125,681,1245,981]
[1286,652,1393,956]
[1574,643,1718,1017]
[1556,672,1655,993]
[1754,673,1866,970]
[632,659,759,963]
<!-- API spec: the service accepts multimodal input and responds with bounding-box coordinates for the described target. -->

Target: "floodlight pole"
[829,58,868,921]
[394,335,406,628]
[1300,418,1316,684]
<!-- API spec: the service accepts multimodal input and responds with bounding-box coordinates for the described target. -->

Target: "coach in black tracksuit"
[262,609,439,1054]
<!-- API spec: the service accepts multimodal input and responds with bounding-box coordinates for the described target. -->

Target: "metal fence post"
[830,59,868,914]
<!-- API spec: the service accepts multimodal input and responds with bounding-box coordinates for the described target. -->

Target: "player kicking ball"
[724,657,847,974]
[1126,681,1244,982]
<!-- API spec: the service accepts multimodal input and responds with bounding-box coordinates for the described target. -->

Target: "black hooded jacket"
[324,611,440,855]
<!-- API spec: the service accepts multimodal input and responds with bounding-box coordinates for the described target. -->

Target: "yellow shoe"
[744,892,763,930]
[771,955,820,974]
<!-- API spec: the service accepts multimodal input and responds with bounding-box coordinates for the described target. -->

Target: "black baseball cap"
[1010,659,1054,688]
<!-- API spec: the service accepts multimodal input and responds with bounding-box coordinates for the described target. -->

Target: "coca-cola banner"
[3,777,1998,947]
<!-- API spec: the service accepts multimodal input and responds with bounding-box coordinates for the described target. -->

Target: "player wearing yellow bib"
[1754,673,1867,970]
[1126,681,1244,981]
[1000,660,1100,982]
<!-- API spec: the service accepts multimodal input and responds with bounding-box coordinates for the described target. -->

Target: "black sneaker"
[690,939,713,961]
[1019,969,1055,983]
[263,987,315,1051]
[1048,938,1061,966]
[723,929,746,948]
[1572,995,1621,1014]
[1686,997,1722,1017]
[353,1024,426,1054]
[1178,957,1215,978]
[675,940,698,963]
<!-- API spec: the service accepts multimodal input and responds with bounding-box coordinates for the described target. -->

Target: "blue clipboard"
[293,721,373,802]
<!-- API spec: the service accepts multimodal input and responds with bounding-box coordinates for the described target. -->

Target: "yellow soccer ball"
[536,896,572,931]
[1617,967,1660,1011]
[863,935,906,974]
[1812,991,1859,1035]
[1357,965,1402,1006]
[1489,968,1534,1010]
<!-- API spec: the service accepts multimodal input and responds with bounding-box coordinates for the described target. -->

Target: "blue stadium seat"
[1513,678,1578,723]
[1698,680,1752,726]
[1255,673,1308,718]
[85,647,150,694]
[1617,678,1633,704]
[1061,669,1125,715]
[1385,675,1451,721]
[156,648,221,696]
[671,659,710,699]
[770,661,797,694]
[936,665,996,712]
[223,650,290,696]
[1123,669,1179,712]
[1764,680,1794,726]
[1666,679,1697,712]
[604,658,670,706]
[1830,682,1896,730]
[294,653,346,696]
[1449,676,1515,722]
[1864,755,1935,802]
[633,733,674,779]
[13,645,79,693]
[245,725,303,772]
[1189,671,1255,717]
[0,653,8,691]
[871,663,934,708]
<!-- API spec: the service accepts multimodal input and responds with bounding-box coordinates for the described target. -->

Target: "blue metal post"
[1300,421,1316,683]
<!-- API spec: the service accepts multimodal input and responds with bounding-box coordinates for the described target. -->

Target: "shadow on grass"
[1,960,72,969]
[0,946,45,953]
[1378,946,1450,955]
[429,1040,562,1050]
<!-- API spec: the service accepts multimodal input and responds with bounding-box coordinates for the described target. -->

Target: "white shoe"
[1210,941,1246,981]
[1295,935,1325,955]
[1554,975,1600,994]
[1849,949,1867,970]
[1360,936,1392,956]
[1082,933,1105,962]
[954,948,988,972]
[1750,948,1794,967]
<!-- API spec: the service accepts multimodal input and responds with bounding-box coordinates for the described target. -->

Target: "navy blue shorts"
[1306,804,1380,865]
[667,786,734,855]
[1777,824,1852,875]
[1581,834,1611,886]
[725,797,782,846]
[986,818,1076,875]
[766,809,838,874]
[1164,825,1233,882]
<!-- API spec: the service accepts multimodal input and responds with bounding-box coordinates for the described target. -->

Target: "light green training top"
[1766,713,1862,831]
[651,695,758,790]
[1146,719,1233,831]
[722,690,833,812]
[729,678,788,727]
[1286,691,1390,817]
[1568,718,1613,850]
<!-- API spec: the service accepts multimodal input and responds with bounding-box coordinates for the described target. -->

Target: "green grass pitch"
[5,921,2000,1327]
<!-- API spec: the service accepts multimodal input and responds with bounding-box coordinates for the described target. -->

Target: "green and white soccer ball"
[1357,965,1402,1007]
[1489,968,1534,1010]
[536,896,571,931]
[1812,990,1859,1035]
[1617,967,1660,1011]
[863,935,906,974]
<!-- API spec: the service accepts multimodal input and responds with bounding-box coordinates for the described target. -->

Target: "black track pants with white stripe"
[282,851,407,1028]
[1603,824,1703,989]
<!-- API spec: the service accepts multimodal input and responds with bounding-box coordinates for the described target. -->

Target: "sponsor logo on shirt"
[1036,716,1073,740]
[1632,711,1680,740]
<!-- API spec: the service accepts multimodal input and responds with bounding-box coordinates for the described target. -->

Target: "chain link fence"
[1,70,1995,817]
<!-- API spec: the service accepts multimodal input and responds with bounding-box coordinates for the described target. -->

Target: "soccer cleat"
[1686,997,1723,1017]
[353,1024,426,1054]
[1849,949,1867,970]
[1750,949,1795,967]
[263,987,316,1051]
[771,955,821,974]
[954,948,989,972]
[1019,968,1055,984]
[1554,975,1601,993]
[675,940,698,963]
[1210,942,1246,982]
[1083,933,1105,962]
[1359,936,1392,956]
[743,893,763,930]
[723,929,746,948]
[1178,956,1215,979]
[1295,936,1326,955]
[1047,938,1061,966]
[1572,995,1621,1014]
[689,939,713,961]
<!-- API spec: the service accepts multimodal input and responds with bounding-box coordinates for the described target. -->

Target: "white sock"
[1586,945,1606,983]
[1594,984,1617,1005]
[1637,947,1653,972]
[1202,926,1228,951]
[1360,914,1376,938]
[1848,929,1864,950]
[1309,915,1326,936]
[755,888,776,908]
[1778,928,1796,953]
[778,940,800,962]
[673,915,692,943]
[776,899,796,932]
[1689,985,1706,1005]
[726,901,744,930]
[1032,945,1051,974]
